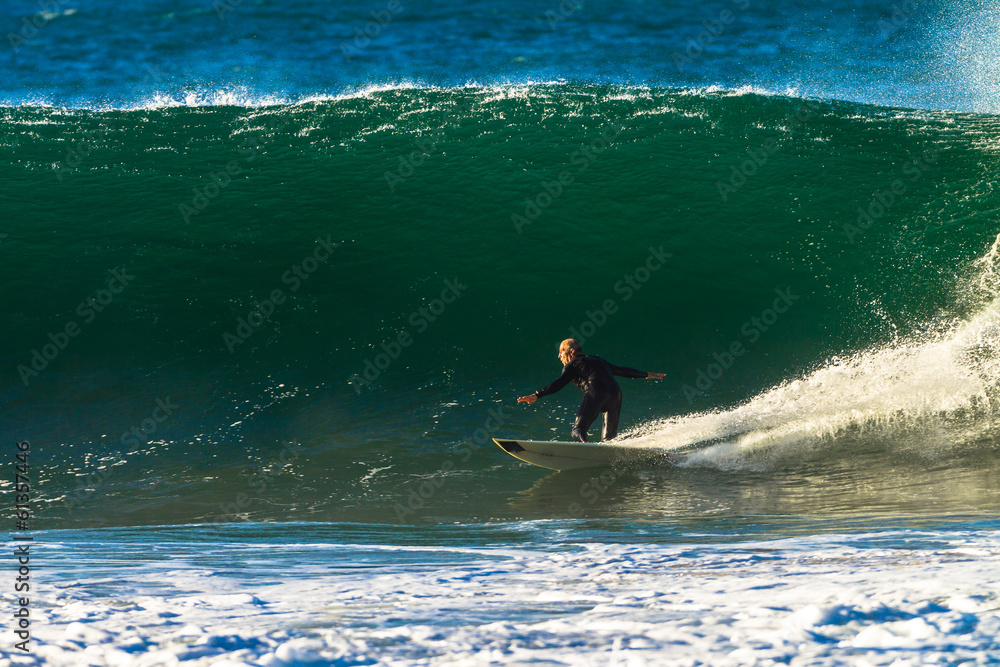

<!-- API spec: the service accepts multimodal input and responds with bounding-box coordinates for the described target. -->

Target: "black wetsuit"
[534,355,649,443]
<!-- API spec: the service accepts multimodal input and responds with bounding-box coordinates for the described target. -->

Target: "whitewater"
[5,523,1000,666]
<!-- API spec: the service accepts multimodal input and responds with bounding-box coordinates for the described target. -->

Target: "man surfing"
[518,338,665,443]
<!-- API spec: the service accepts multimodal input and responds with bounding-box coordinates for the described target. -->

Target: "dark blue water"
[2,0,995,112]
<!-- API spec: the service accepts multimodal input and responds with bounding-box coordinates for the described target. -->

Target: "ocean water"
[4,0,1000,664]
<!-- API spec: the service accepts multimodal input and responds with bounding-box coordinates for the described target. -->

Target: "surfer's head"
[558,338,582,365]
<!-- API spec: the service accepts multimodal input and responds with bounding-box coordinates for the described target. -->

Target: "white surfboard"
[493,437,676,471]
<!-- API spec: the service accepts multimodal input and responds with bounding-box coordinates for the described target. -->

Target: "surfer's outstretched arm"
[610,364,665,380]
[518,365,575,404]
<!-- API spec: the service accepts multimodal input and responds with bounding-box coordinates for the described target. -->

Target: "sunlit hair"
[559,338,582,361]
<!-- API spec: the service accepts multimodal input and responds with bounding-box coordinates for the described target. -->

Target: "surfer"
[517,338,665,443]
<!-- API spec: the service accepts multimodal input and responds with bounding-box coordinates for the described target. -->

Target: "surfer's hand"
[518,394,538,404]
[646,373,665,380]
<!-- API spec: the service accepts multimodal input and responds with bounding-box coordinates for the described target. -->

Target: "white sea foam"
[2,527,999,665]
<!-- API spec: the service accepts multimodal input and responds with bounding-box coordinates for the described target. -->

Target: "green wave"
[4,84,1000,526]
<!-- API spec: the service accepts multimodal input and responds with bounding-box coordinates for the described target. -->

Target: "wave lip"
[0,81,971,113]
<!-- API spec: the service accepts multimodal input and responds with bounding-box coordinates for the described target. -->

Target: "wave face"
[4,84,1000,527]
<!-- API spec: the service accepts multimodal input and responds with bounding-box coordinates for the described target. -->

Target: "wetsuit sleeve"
[609,364,648,379]
[535,365,576,398]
